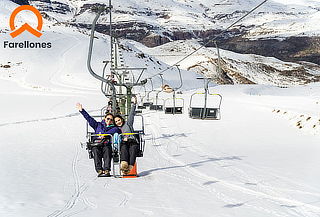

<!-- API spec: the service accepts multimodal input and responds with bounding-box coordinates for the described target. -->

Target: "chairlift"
[84,1,149,178]
[83,111,145,178]
[188,42,223,120]
[163,66,184,114]
[150,96,164,111]
[137,105,146,109]
[147,88,165,111]
[137,87,148,109]
[164,97,184,114]
[132,114,145,157]
[189,93,222,120]
[142,78,154,107]
[150,74,165,111]
[142,102,153,107]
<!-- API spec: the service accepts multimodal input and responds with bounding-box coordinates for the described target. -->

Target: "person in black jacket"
[77,103,121,177]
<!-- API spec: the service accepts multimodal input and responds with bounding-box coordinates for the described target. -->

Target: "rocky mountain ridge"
[15,0,320,66]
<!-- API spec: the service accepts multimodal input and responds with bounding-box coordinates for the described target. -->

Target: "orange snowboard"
[123,163,138,178]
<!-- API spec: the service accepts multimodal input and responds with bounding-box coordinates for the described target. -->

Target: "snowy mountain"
[1,0,320,85]
[16,0,320,66]
[131,39,320,85]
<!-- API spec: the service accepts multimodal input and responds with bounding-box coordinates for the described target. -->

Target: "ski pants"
[92,145,112,172]
[120,140,139,166]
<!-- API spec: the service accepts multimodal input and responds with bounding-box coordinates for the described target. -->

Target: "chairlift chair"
[150,104,163,111]
[142,91,154,107]
[142,102,153,107]
[84,114,114,159]
[111,114,145,177]
[149,97,164,111]
[149,90,165,111]
[83,112,145,177]
[189,93,222,120]
[164,97,184,114]
[138,105,147,109]
[132,114,146,157]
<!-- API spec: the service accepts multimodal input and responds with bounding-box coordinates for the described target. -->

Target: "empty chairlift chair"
[149,98,164,111]
[132,114,145,157]
[164,97,184,114]
[142,101,153,107]
[189,93,222,120]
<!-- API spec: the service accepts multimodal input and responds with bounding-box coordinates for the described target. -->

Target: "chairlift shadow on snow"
[157,133,188,139]
[224,203,245,208]
[208,156,242,161]
[171,154,182,157]
[280,198,320,209]
[203,181,219,185]
[244,182,258,186]
[280,205,298,208]
[138,155,244,177]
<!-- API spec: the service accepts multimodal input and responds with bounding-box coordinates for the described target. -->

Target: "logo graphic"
[10,5,43,38]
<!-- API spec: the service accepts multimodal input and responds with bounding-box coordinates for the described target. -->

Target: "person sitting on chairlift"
[76,103,121,177]
[114,97,139,175]
[162,84,173,93]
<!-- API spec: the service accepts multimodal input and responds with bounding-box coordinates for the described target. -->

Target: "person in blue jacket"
[76,103,121,177]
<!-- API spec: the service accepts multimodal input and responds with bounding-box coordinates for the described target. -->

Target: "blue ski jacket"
[79,109,121,135]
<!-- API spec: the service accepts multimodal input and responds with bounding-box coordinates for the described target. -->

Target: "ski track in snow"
[145,111,320,217]
[46,103,97,217]
[47,142,98,217]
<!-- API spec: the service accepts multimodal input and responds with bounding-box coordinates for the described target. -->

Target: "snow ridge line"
[0,109,101,127]
[0,113,79,127]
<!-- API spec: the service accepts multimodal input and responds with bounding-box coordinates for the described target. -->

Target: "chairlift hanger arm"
[87,7,117,87]
[134,68,147,86]
[158,73,164,87]
[101,61,111,95]
[88,17,146,92]
[173,65,183,91]
[149,78,154,91]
